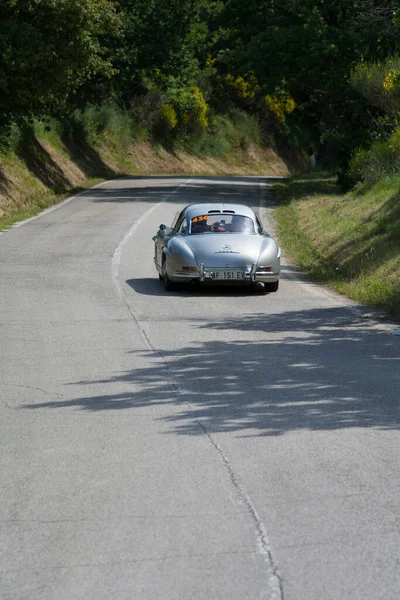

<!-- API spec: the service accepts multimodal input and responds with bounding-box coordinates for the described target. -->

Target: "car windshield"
[189,214,255,234]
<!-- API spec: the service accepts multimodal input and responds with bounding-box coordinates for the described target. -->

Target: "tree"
[0,0,120,128]
[215,0,399,160]
[107,0,208,104]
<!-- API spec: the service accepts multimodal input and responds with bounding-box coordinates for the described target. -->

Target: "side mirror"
[159,224,167,231]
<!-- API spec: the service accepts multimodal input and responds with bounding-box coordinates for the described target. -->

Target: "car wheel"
[264,280,279,293]
[162,261,176,291]
[164,274,178,291]
[251,282,267,294]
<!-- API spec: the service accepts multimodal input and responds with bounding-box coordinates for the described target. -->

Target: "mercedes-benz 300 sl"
[152,203,281,292]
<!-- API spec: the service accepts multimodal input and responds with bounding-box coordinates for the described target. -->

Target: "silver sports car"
[152,203,281,292]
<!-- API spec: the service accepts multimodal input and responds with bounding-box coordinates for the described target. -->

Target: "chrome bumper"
[172,264,279,282]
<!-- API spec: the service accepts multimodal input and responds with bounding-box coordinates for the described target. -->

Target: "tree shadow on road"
[89,176,281,211]
[22,306,400,437]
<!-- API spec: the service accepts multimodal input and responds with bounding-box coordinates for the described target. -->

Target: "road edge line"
[5,180,111,232]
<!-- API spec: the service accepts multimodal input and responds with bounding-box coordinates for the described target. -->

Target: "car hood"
[182,234,268,267]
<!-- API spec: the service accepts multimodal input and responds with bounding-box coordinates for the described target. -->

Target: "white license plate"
[213,270,246,280]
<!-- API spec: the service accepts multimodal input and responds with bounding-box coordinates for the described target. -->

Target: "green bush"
[163,86,208,133]
[57,104,135,154]
[351,57,400,115]
[348,140,400,186]
[180,128,232,157]
[0,121,23,156]
[177,110,262,157]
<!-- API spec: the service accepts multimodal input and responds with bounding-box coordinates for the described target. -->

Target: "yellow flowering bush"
[265,92,296,122]
[229,75,260,99]
[214,74,260,103]
[388,127,400,151]
[167,86,208,131]
[160,103,178,129]
[189,86,208,128]
[383,69,400,93]
[205,55,216,68]
[351,58,400,114]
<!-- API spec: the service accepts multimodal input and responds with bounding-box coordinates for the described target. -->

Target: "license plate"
[213,270,246,280]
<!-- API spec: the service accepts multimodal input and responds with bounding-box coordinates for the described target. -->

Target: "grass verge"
[273,170,400,319]
[0,179,105,231]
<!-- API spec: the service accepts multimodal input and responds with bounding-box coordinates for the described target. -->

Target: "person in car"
[191,218,209,233]
[231,215,254,233]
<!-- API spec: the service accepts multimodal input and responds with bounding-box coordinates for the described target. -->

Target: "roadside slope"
[0,128,291,230]
[273,171,400,320]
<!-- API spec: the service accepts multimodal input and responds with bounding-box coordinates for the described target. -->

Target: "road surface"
[1,176,399,599]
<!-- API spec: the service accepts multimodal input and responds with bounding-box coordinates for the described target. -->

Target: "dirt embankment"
[0,134,296,223]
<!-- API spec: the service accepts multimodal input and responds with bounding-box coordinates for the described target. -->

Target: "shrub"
[165,86,208,133]
[265,92,296,123]
[63,104,134,148]
[159,103,178,130]
[213,74,261,106]
[351,57,400,115]
[348,140,400,186]
[177,109,262,158]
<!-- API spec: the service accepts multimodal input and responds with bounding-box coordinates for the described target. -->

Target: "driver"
[191,218,208,233]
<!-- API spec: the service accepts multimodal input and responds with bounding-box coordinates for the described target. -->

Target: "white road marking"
[112,178,284,600]
[111,179,192,302]
[1,180,111,233]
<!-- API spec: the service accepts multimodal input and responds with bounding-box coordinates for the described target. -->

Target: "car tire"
[164,274,177,291]
[264,280,279,293]
[251,282,267,294]
[162,261,177,291]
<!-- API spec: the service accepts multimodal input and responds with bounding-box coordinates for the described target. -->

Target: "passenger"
[231,215,253,233]
[213,221,226,232]
[242,218,254,233]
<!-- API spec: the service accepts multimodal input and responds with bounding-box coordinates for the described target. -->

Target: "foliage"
[213,73,261,108]
[351,57,400,115]
[0,0,120,128]
[160,104,178,130]
[69,104,134,148]
[108,0,208,104]
[348,136,400,187]
[2,0,400,184]
[265,92,296,123]
[216,0,399,167]
[176,108,261,156]
[164,86,209,132]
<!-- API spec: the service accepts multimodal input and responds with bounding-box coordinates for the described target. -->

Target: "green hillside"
[274,172,400,319]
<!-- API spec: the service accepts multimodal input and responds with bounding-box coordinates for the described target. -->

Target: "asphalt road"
[0,176,399,600]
